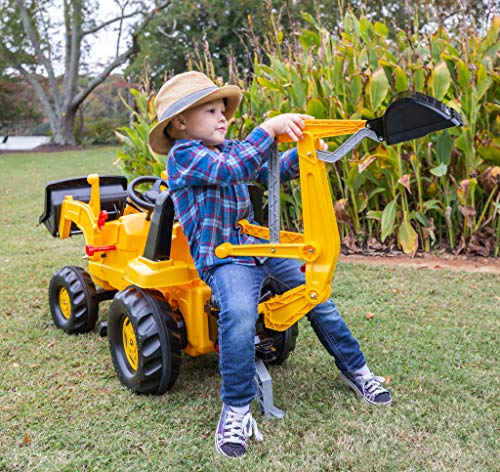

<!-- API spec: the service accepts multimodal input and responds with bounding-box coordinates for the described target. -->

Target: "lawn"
[0,148,498,471]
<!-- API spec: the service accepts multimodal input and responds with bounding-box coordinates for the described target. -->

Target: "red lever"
[97,210,109,230]
[85,244,116,256]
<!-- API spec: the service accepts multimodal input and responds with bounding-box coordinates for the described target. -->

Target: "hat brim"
[148,85,242,155]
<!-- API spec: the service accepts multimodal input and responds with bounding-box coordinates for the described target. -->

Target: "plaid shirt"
[166,127,299,274]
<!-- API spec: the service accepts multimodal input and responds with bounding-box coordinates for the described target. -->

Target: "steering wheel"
[127,176,169,212]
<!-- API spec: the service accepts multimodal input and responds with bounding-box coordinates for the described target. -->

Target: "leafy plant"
[231,11,500,256]
[116,12,499,256]
[114,89,165,179]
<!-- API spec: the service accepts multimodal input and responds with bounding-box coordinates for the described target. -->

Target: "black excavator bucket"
[367,91,463,145]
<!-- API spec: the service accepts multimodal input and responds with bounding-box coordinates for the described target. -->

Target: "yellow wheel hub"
[122,317,138,371]
[59,287,71,320]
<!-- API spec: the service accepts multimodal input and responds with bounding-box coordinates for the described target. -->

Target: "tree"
[126,0,497,89]
[126,0,325,88]
[0,0,172,145]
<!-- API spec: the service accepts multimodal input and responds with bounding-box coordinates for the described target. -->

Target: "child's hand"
[260,113,314,142]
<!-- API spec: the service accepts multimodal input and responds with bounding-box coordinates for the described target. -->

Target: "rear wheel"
[48,266,99,333]
[108,286,181,395]
[257,278,299,365]
[263,323,299,365]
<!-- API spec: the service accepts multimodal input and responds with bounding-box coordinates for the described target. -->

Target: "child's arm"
[167,114,313,190]
[255,136,329,184]
[255,114,330,183]
[254,148,299,183]
[167,128,279,189]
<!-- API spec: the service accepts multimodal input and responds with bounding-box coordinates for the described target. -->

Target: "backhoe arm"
[215,120,366,330]
[215,92,463,331]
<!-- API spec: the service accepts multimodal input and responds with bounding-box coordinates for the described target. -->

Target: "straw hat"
[148,71,242,154]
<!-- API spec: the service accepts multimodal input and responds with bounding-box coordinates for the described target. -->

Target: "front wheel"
[108,286,181,395]
[48,266,99,334]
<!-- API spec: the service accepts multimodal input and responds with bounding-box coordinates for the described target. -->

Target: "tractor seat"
[142,191,175,262]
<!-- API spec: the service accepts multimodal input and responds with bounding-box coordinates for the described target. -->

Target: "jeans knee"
[219,297,257,337]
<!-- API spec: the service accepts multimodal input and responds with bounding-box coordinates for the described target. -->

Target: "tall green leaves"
[233,11,499,256]
[430,62,451,101]
[381,199,397,242]
[369,68,389,112]
[114,89,165,179]
[117,12,499,256]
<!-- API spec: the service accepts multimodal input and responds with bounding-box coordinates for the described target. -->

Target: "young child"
[148,71,391,459]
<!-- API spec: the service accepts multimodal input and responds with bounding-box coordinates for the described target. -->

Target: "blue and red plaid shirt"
[166,126,299,274]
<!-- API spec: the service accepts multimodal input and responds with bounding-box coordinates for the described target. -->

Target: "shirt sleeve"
[254,146,300,184]
[167,127,275,189]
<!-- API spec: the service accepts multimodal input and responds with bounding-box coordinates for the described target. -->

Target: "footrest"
[254,359,285,419]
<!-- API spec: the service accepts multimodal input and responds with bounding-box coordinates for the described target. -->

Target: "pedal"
[98,321,108,337]
[255,337,278,363]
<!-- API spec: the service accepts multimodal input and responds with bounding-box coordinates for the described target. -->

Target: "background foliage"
[0,73,130,145]
[126,0,498,86]
[116,11,499,256]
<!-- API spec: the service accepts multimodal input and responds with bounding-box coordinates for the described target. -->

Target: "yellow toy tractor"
[40,92,462,417]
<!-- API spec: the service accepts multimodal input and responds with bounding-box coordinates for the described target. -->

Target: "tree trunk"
[78,108,85,144]
[51,109,77,146]
[2,0,173,147]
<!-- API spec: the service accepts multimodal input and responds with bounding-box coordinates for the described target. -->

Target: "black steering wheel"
[127,176,169,212]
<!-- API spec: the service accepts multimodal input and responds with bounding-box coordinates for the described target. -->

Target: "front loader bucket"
[367,91,464,145]
[39,175,128,237]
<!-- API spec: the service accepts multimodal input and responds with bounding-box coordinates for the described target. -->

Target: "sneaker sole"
[338,371,392,406]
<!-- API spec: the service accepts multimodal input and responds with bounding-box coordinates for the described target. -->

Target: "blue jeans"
[201,258,366,406]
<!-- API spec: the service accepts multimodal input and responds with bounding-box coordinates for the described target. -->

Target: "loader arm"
[59,174,109,248]
[215,92,463,331]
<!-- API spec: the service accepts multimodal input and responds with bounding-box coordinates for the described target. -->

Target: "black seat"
[142,184,262,262]
[248,184,264,224]
[142,192,175,261]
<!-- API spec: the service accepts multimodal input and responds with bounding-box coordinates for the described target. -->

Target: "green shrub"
[114,89,166,179]
[82,117,123,145]
[115,12,499,256]
[232,12,499,256]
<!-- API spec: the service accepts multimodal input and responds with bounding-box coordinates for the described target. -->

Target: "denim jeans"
[201,258,366,406]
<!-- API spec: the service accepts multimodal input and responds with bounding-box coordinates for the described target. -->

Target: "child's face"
[180,99,228,147]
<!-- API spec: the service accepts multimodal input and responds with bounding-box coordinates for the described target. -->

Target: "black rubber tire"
[266,323,299,365]
[258,277,299,365]
[107,286,181,395]
[48,266,99,334]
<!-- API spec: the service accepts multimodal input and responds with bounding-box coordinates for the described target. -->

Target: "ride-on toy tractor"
[40,92,462,418]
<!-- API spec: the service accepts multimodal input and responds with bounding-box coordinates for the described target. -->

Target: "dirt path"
[339,253,500,274]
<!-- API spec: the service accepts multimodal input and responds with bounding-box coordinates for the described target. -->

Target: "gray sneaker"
[214,404,263,458]
[339,371,392,405]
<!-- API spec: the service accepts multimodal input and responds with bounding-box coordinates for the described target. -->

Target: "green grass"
[0,148,498,471]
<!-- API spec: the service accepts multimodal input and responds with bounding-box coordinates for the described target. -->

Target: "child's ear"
[171,114,186,130]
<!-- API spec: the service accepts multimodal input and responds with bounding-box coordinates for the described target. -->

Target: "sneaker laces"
[359,373,388,396]
[222,409,263,446]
